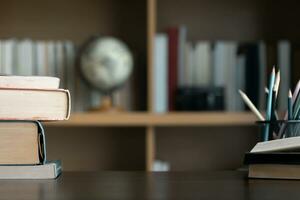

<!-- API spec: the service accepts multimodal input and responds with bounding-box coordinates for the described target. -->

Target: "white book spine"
[3,40,15,75]
[213,42,226,87]
[213,41,237,110]
[194,41,211,87]
[55,42,65,88]
[16,39,34,75]
[153,34,168,113]
[36,41,47,76]
[46,41,56,77]
[184,42,194,86]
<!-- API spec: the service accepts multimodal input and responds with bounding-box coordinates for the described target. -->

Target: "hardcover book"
[0,121,46,165]
[0,88,70,120]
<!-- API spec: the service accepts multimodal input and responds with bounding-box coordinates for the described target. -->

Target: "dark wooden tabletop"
[1,171,300,200]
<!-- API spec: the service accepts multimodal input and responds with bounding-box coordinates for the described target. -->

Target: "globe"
[80,36,133,94]
[80,36,134,111]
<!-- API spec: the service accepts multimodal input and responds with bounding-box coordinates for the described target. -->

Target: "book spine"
[258,41,267,110]
[167,27,179,111]
[194,41,212,87]
[154,34,168,113]
[245,44,259,109]
[184,42,194,87]
[177,26,187,87]
[278,40,291,111]
[64,41,76,112]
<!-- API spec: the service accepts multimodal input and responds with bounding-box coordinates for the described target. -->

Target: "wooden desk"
[1,171,300,199]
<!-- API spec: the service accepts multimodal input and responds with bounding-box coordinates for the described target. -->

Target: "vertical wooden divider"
[146,0,156,171]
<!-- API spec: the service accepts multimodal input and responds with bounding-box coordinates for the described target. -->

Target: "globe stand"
[89,95,123,112]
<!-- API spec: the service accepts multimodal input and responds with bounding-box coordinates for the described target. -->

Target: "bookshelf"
[3,0,293,171]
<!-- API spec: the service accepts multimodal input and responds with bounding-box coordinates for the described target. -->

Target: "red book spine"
[167,27,179,111]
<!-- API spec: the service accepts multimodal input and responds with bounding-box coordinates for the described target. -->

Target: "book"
[242,43,259,110]
[246,138,300,179]
[250,136,300,153]
[277,40,291,111]
[167,27,179,111]
[0,76,60,89]
[1,39,16,75]
[0,88,70,120]
[0,121,46,165]
[175,87,224,111]
[46,41,56,77]
[153,33,168,113]
[184,42,194,87]
[236,52,246,110]
[64,41,76,111]
[55,42,65,88]
[244,152,300,165]
[194,41,211,87]
[248,164,300,179]
[36,41,48,76]
[0,161,61,179]
[213,41,237,111]
[258,41,267,110]
[177,26,187,87]
[16,39,34,76]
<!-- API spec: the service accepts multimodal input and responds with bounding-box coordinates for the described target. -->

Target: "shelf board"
[45,112,257,127]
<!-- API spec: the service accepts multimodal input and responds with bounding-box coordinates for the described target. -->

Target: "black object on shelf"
[175,87,224,111]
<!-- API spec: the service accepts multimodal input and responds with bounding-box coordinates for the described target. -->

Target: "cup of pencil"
[256,120,300,140]
[239,67,300,141]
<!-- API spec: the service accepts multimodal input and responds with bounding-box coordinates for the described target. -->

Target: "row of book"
[0,76,70,179]
[153,26,296,113]
[0,39,133,112]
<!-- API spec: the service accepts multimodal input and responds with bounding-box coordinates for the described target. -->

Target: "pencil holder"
[256,120,300,140]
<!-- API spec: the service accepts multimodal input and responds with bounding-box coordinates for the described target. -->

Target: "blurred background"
[0,0,299,171]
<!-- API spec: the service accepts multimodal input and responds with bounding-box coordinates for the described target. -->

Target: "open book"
[251,136,300,153]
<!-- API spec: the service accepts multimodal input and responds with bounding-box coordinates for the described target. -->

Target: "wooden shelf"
[45,112,257,127]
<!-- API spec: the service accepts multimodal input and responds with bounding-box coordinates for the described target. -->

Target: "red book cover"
[167,27,179,111]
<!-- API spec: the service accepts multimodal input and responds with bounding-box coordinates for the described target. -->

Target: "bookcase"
[3,0,298,171]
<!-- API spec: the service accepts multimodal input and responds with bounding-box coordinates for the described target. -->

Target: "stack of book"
[245,137,300,179]
[0,76,70,179]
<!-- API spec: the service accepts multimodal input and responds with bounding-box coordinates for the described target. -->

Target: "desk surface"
[1,171,300,200]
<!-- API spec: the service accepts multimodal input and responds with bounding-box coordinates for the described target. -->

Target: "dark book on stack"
[245,136,300,179]
[0,76,70,179]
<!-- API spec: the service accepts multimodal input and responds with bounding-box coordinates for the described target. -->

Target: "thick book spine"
[245,43,259,109]
[154,34,168,113]
[277,40,291,111]
[167,27,179,111]
[244,152,300,165]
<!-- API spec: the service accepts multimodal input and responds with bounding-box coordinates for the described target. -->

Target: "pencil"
[274,71,280,98]
[288,90,293,120]
[287,90,293,137]
[264,67,276,141]
[279,80,300,138]
[292,80,300,102]
[239,90,265,121]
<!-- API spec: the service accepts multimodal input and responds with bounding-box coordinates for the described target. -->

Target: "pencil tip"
[265,87,269,93]
[272,67,275,74]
